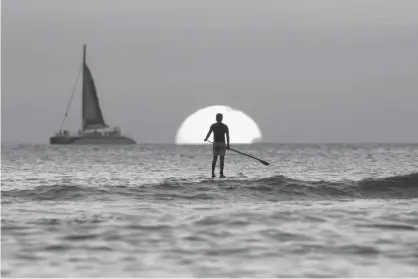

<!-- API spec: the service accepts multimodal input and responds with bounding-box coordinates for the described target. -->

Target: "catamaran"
[50,45,136,145]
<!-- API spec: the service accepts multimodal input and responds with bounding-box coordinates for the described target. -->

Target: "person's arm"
[226,125,230,149]
[204,125,213,142]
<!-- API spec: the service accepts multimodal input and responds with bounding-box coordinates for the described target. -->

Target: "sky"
[2,0,418,144]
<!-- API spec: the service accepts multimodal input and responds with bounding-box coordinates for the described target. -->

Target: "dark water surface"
[2,144,418,277]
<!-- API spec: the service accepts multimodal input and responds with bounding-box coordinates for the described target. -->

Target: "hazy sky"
[2,0,418,143]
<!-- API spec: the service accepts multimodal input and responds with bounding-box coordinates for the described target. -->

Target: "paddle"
[206,140,270,166]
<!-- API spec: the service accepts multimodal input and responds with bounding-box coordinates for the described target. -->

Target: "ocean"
[1,143,418,277]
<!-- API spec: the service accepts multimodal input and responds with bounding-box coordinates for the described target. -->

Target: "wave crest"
[2,172,417,202]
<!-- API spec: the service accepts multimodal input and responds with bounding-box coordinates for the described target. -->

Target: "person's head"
[216,113,223,123]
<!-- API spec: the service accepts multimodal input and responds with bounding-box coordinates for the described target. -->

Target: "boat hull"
[50,135,136,145]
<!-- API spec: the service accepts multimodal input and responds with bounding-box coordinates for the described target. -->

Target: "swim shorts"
[213,142,227,156]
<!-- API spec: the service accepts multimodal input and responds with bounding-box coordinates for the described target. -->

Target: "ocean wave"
[2,172,418,202]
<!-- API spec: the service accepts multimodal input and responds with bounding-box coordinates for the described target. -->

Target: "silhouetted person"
[204,113,230,178]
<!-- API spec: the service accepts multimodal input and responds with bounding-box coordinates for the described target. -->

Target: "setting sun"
[175,105,262,144]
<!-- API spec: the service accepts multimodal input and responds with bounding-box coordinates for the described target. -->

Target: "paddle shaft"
[206,140,269,166]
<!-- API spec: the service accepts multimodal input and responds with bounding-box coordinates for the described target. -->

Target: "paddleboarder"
[204,113,230,178]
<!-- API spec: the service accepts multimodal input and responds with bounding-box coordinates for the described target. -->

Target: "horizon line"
[2,141,418,146]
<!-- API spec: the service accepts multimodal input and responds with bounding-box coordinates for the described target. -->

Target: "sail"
[82,63,108,130]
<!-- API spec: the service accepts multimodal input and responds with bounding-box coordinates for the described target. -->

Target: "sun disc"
[175,105,262,144]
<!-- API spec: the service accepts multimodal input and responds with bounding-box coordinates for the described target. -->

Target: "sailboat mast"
[83,44,87,65]
[81,44,86,131]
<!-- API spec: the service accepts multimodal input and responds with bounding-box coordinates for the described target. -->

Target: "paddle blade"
[259,160,270,166]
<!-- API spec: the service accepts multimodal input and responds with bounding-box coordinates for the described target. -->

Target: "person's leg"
[220,156,225,177]
[212,144,218,177]
[219,143,226,177]
[212,156,218,177]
